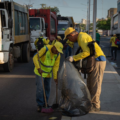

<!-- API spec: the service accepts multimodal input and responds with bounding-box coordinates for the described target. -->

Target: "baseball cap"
[64,27,75,40]
[54,42,63,54]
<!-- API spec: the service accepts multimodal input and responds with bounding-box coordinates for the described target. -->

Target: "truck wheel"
[17,44,23,63]
[4,47,14,72]
[22,43,30,62]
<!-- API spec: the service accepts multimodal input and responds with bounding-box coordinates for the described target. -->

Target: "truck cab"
[57,20,70,39]
[0,1,30,72]
[29,9,58,42]
[29,17,46,51]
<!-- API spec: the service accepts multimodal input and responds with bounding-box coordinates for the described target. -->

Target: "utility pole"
[0,0,2,51]
[93,0,97,40]
[86,0,90,33]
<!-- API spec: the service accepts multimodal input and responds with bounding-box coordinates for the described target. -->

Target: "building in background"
[107,8,117,18]
[81,19,87,24]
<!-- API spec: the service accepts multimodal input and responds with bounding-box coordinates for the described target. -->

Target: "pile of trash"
[58,61,91,116]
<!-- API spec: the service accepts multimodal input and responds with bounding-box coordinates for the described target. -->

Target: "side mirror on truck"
[45,23,48,29]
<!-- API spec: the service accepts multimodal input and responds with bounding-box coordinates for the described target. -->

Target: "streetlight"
[93,0,97,40]
[86,0,90,34]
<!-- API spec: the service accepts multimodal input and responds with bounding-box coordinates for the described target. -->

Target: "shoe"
[37,106,42,112]
[89,105,100,112]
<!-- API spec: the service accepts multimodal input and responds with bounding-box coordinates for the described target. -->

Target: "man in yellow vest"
[34,37,50,46]
[64,27,106,112]
[110,34,118,61]
[33,42,63,112]
[52,36,62,45]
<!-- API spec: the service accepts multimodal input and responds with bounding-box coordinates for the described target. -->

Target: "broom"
[52,73,59,109]
[37,49,53,113]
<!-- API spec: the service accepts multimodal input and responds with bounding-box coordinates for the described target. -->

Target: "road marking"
[0,75,35,78]
[90,111,120,116]
[104,71,117,74]
[100,44,105,48]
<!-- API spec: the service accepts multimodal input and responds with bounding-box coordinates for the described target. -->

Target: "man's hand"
[38,68,43,75]
[54,79,58,84]
[66,56,74,62]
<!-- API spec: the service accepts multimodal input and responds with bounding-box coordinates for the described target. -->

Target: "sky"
[14,0,118,23]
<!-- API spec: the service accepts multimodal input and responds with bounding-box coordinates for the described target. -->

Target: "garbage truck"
[0,1,30,72]
[29,9,58,51]
[57,15,75,39]
[29,16,46,51]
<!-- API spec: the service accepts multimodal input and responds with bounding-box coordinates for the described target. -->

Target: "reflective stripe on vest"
[34,47,58,78]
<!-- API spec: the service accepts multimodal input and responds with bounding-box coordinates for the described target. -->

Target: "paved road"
[0,37,119,120]
[100,37,120,75]
[0,50,66,120]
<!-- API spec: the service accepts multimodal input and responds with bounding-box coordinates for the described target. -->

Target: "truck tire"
[17,44,23,63]
[22,43,30,62]
[4,47,14,72]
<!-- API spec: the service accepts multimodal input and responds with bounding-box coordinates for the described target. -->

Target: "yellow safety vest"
[34,47,58,78]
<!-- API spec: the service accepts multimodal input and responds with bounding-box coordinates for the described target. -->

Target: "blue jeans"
[36,75,51,107]
[65,46,72,58]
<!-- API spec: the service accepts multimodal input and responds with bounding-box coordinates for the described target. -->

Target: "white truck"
[29,17,46,51]
[57,16,75,39]
[110,13,119,35]
[0,1,30,72]
[110,0,120,35]
[57,20,70,39]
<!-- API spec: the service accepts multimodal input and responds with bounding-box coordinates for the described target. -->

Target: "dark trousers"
[111,47,117,59]
[96,41,100,45]
[65,46,72,58]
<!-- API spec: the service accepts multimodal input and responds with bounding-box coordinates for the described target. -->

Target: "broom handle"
[37,49,47,108]
[56,72,58,103]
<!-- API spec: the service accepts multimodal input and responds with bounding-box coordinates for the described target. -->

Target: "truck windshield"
[30,18,40,30]
[0,10,6,27]
[57,24,68,31]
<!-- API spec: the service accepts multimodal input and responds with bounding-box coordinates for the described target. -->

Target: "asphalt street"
[0,36,119,120]
[100,37,120,75]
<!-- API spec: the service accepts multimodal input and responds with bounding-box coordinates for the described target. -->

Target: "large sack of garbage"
[58,61,91,116]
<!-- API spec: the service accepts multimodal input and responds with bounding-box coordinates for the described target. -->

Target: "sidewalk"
[49,58,120,120]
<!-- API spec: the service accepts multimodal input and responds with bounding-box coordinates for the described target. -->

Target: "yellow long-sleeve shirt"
[66,40,74,48]
[43,38,50,45]
[33,45,60,79]
[110,36,118,48]
[73,32,105,61]
[52,39,59,45]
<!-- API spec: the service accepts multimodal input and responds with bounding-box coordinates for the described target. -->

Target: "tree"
[79,24,86,31]
[96,18,111,30]
[50,7,60,14]
[90,23,93,30]
[40,4,60,14]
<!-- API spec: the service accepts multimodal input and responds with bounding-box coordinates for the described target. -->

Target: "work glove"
[66,56,74,62]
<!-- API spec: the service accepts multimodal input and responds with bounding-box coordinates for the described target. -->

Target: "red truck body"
[29,9,57,41]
